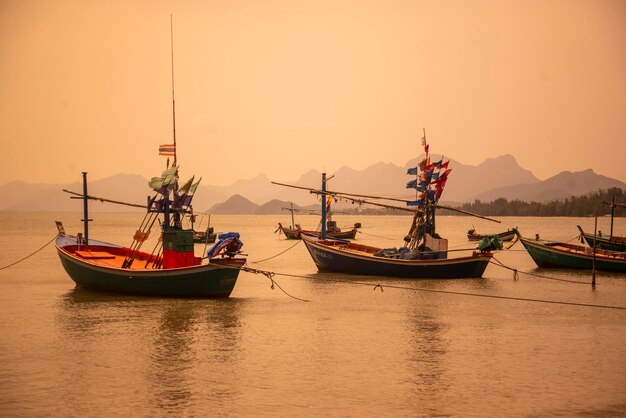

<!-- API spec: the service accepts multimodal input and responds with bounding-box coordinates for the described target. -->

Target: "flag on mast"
[159,144,176,156]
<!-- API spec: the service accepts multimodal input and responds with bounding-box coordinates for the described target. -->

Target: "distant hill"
[209,194,259,214]
[472,169,626,202]
[1,156,624,213]
[0,174,147,212]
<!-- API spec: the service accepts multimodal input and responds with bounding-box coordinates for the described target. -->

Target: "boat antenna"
[170,14,177,168]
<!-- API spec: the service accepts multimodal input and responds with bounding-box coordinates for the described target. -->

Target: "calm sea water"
[0,212,625,417]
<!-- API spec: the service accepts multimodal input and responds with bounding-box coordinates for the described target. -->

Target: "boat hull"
[302,235,491,279]
[467,230,515,242]
[281,227,358,240]
[193,232,217,244]
[579,232,626,252]
[519,236,626,273]
[55,235,245,298]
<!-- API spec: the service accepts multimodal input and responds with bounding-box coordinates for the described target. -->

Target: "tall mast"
[170,14,177,168]
[321,173,327,240]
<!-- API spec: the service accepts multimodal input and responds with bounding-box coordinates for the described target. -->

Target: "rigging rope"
[0,235,57,271]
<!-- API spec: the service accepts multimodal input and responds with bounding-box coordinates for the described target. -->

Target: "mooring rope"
[249,239,303,264]
[241,265,310,302]
[232,263,626,310]
[356,230,397,240]
[0,235,57,271]
[489,256,592,285]
[490,255,626,287]
[6,235,625,310]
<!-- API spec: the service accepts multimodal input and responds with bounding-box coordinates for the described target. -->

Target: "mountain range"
[1,154,624,213]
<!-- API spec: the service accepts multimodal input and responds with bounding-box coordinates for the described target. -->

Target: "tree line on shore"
[439,188,625,217]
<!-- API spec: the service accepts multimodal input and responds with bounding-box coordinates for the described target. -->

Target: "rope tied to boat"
[356,230,397,241]
[373,284,384,292]
[490,256,593,285]
[241,265,310,302]
[249,239,302,264]
[0,235,57,271]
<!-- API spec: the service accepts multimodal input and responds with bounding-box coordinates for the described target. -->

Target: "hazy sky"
[1,0,624,187]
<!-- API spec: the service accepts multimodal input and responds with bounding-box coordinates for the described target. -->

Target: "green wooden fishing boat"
[514,228,626,273]
[56,170,246,298]
[276,222,359,240]
[276,203,360,240]
[575,198,626,252]
[55,229,244,298]
[55,34,245,297]
[577,225,626,252]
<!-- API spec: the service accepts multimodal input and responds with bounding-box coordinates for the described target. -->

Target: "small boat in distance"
[577,225,626,252]
[276,203,360,240]
[187,212,217,244]
[467,228,515,242]
[514,228,626,273]
[576,198,626,252]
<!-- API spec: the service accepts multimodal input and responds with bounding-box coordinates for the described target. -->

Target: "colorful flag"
[188,178,202,195]
[425,144,429,154]
[435,185,446,199]
[433,168,452,184]
[148,176,164,191]
[406,179,418,189]
[419,169,433,183]
[161,166,178,187]
[159,144,176,156]
[440,160,449,170]
[407,167,418,175]
[433,160,443,168]
[178,176,195,195]
[407,199,423,207]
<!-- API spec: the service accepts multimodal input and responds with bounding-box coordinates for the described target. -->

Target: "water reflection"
[147,299,245,415]
[56,289,245,416]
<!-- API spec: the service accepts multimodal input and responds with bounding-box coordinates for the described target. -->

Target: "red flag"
[440,161,449,170]
[425,144,429,153]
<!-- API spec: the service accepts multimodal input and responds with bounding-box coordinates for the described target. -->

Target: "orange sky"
[1,0,624,186]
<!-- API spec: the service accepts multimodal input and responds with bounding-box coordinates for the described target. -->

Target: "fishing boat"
[276,222,360,240]
[187,212,217,244]
[576,198,626,252]
[514,228,626,273]
[300,234,492,278]
[54,25,245,298]
[55,172,246,298]
[193,227,217,244]
[467,228,515,242]
[276,203,360,240]
[273,132,499,279]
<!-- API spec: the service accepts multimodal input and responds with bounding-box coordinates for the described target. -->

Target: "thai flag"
[159,144,176,156]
